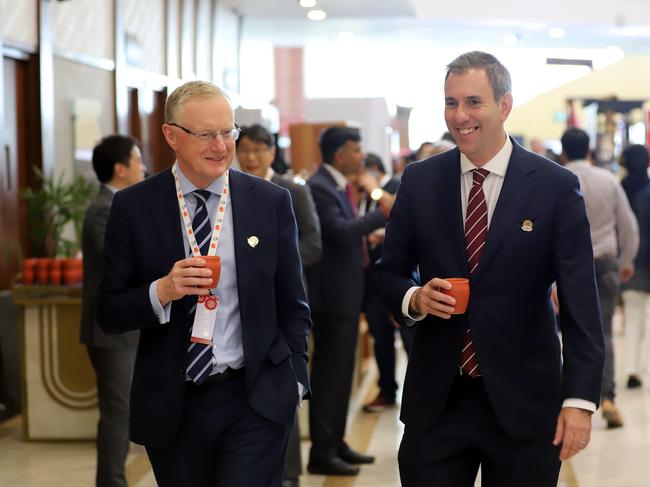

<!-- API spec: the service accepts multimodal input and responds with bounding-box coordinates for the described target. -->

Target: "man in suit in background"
[373,51,604,486]
[97,81,311,487]
[236,123,322,487]
[306,127,393,476]
[80,134,145,487]
[358,153,407,413]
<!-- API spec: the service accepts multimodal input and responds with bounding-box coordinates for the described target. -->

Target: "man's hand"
[620,264,635,283]
[357,171,379,193]
[552,407,592,460]
[550,284,559,315]
[377,192,396,218]
[156,257,213,306]
[409,278,456,319]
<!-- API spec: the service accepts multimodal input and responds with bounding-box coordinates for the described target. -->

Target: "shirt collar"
[176,161,225,197]
[264,167,275,181]
[322,163,348,190]
[104,184,119,194]
[460,135,512,178]
[564,159,591,169]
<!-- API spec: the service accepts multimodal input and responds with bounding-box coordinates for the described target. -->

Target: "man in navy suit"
[373,51,604,486]
[306,127,392,476]
[97,81,311,487]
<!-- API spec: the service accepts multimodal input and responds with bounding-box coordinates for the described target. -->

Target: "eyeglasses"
[169,122,241,144]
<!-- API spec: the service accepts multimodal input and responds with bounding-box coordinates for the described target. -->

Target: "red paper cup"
[200,256,221,289]
[441,278,470,314]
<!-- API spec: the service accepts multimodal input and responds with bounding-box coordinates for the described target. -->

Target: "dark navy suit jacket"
[373,140,605,439]
[307,164,385,317]
[97,168,311,447]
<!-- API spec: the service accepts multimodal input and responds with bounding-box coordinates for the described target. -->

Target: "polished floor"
[1,311,649,486]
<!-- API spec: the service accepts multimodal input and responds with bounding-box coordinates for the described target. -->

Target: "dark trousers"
[399,376,561,487]
[284,414,302,480]
[87,346,137,487]
[595,256,620,401]
[146,374,289,487]
[309,312,359,461]
[364,291,399,401]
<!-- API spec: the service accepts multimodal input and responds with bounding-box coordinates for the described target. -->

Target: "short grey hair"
[446,51,512,101]
[164,80,229,123]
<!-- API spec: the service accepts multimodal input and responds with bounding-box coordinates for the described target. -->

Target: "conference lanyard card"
[190,295,219,344]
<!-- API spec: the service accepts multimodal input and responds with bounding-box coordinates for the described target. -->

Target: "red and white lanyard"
[172,162,229,257]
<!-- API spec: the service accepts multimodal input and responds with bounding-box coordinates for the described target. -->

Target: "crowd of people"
[79,50,650,487]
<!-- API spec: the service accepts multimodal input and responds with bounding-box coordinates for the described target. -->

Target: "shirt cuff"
[562,398,597,413]
[149,280,171,324]
[402,286,426,324]
[297,381,305,408]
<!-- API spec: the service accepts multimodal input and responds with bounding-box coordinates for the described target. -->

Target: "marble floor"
[1,311,649,486]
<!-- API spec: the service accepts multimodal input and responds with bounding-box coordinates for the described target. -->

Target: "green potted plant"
[21,167,96,258]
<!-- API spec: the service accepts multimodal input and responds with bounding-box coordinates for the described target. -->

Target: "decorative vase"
[22,258,37,285]
[62,258,83,285]
[35,258,50,285]
[48,259,62,285]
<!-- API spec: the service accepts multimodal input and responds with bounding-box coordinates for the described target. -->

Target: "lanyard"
[172,162,229,257]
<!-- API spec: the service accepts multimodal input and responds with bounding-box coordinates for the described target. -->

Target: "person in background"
[306,127,393,476]
[620,144,650,389]
[358,153,407,413]
[236,123,322,487]
[80,134,145,487]
[96,80,311,487]
[560,127,639,429]
[373,51,604,487]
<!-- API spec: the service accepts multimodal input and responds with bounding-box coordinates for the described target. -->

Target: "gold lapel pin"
[521,219,534,232]
[247,236,259,248]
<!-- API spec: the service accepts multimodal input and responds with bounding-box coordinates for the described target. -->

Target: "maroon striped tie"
[461,168,489,377]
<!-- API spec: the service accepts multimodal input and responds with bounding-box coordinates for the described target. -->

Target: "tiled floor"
[1,311,649,486]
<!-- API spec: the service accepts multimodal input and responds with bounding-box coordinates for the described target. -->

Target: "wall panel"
[1,0,38,49]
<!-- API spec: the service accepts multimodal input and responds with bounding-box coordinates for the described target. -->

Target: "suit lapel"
[148,170,190,313]
[318,165,356,219]
[471,144,537,283]
[435,153,469,275]
[229,170,255,321]
[149,170,186,265]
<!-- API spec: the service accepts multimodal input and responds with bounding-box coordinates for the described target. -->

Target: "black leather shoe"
[339,447,375,464]
[282,479,300,487]
[307,457,360,476]
[627,374,642,389]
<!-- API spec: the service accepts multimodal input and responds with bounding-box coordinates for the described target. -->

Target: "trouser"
[595,256,620,401]
[622,289,650,375]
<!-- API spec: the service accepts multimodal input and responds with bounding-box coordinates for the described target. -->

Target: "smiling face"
[236,136,275,178]
[444,68,512,166]
[162,95,235,188]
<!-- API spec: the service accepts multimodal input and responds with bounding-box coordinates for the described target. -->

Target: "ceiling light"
[503,34,519,45]
[548,28,566,39]
[299,0,317,7]
[307,9,327,21]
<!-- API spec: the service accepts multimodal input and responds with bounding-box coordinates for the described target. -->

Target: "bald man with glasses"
[97,80,311,487]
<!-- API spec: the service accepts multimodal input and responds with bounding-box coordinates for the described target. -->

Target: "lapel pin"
[521,219,534,232]
[247,236,259,248]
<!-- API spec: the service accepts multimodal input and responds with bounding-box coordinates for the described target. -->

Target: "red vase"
[22,258,37,285]
[62,258,83,285]
[35,258,50,285]
[49,259,62,285]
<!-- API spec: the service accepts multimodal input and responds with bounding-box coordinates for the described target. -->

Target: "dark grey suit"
[81,185,138,487]
[271,173,322,481]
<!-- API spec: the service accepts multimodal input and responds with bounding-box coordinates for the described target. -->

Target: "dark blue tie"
[184,190,215,383]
